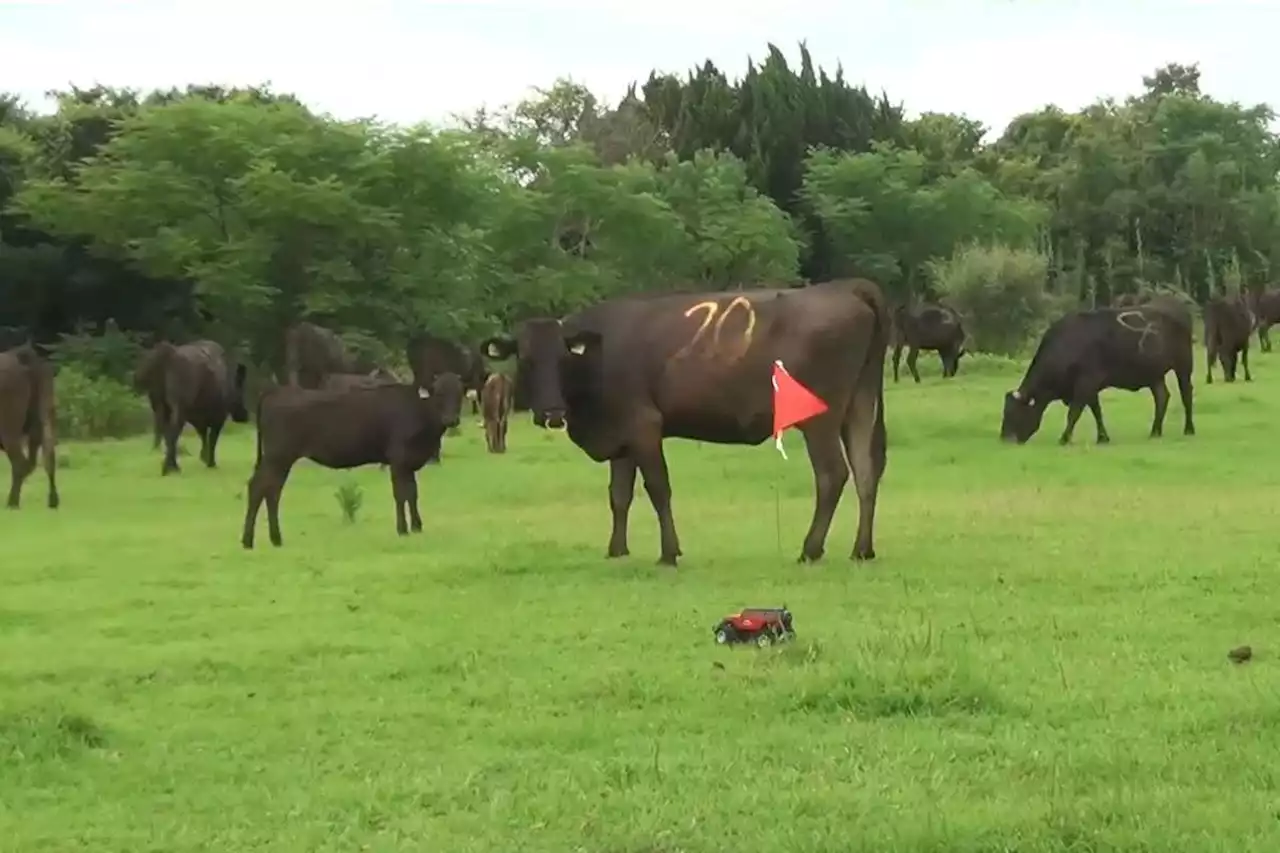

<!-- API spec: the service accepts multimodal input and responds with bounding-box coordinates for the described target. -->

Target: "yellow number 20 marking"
[674,296,756,361]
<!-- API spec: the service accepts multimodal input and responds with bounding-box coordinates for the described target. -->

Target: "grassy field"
[3,352,1279,852]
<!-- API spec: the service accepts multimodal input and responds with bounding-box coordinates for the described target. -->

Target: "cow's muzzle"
[537,409,567,430]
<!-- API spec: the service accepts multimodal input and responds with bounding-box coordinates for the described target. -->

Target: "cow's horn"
[1010,389,1022,401]
[569,342,586,355]
[417,387,431,399]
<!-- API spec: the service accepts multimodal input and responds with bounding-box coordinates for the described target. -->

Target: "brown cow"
[480,373,513,453]
[1001,303,1194,445]
[284,321,381,389]
[241,373,464,548]
[1246,287,1280,352]
[0,344,59,509]
[891,302,966,382]
[480,278,889,566]
[1204,294,1253,384]
[133,340,249,475]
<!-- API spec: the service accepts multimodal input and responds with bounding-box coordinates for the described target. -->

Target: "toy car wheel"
[715,627,733,644]
[755,632,774,648]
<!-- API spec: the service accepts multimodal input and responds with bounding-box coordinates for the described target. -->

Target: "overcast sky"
[1,0,1274,139]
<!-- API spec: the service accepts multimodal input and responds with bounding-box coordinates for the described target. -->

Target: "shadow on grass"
[0,707,108,764]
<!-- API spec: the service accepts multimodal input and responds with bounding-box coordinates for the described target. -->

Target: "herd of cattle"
[0,278,1276,564]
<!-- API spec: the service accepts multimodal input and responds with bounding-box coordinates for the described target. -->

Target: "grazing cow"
[406,331,488,414]
[284,321,379,389]
[133,340,249,475]
[1246,287,1280,352]
[480,373,514,453]
[1001,304,1194,445]
[891,302,966,382]
[241,373,464,548]
[0,344,59,509]
[1204,294,1254,384]
[321,369,399,391]
[480,278,889,566]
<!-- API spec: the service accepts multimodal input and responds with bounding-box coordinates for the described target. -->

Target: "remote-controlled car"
[713,606,795,647]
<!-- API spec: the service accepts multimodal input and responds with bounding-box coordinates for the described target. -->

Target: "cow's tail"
[850,280,889,480]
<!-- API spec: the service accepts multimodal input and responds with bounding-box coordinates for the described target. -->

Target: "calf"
[0,344,59,509]
[480,373,514,453]
[1204,294,1253,384]
[891,302,966,382]
[241,374,464,548]
[480,278,888,566]
[1001,304,1194,445]
[133,340,249,475]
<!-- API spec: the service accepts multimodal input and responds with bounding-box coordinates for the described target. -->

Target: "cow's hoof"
[269,537,282,548]
[797,548,824,564]
[607,545,629,558]
[1098,435,1112,444]
[410,523,423,534]
[242,538,254,550]
[396,528,409,537]
[851,547,876,562]
[1184,426,1196,436]
[656,554,679,567]
[47,495,59,509]
[5,501,18,510]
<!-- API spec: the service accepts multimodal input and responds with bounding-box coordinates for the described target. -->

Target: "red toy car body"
[713,606,795,646]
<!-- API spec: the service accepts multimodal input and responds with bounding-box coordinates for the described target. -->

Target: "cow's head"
[421,371,464,430]
[133,341,175,393]
[227,362,250,423]
[1000,388,1045,444]
[481,319,601,430]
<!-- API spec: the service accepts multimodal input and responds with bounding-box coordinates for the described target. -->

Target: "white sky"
[1,0,1276,139]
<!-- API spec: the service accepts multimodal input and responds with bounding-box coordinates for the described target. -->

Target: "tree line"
[0,45,1274,383]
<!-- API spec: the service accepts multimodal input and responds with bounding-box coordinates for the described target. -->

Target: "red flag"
[771,360,828,458]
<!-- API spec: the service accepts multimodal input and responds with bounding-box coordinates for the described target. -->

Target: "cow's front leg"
[1087,395,1112,443]
[906,347,922,383]
[606,456,637,558]
[633,439,681,566]
[388,465,414,535]
[1058,400,1086,445]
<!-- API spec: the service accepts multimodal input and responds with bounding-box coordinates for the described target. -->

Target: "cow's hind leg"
[27,425,58,509]
[798,418,850,563]
[1174,366,1195,436]
[606,457,638,558]
[892,342,904,383]
[1242,344,1252,381]
[1148,382,1170,438]
[632,435,682,566]
[3,440,32,509]
[161,408,183,475]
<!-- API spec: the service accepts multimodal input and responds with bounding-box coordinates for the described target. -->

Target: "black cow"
[406,331,488,415]
[1001,304,1194,445]
[891,302,966,382]
[0,344,59,509]
[1204,294,1253,384]
[1246,287,1280,352]
[321,369,399,391]
[133,340,249,475]
[241,373,464,549]
[284,322,379,389]
[480,278,889,566]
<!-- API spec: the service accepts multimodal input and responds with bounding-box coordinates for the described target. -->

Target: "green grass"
[3,353,1279,852]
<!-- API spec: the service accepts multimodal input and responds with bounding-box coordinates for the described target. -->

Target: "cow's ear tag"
[569,342,586,355]
[417,387,431,399]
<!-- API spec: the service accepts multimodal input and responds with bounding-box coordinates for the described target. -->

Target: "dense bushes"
[53,365,152,441]
[929,246,1060,356]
